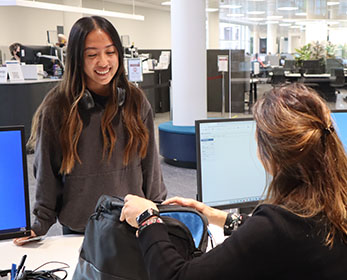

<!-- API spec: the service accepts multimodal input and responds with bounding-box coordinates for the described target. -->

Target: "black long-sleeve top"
[138,204,347,280]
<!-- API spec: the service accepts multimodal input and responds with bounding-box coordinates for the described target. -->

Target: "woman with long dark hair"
[14,16,166,242]
[121,83,347,279]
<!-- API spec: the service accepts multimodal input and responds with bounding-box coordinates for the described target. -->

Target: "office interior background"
[2,0,347,236]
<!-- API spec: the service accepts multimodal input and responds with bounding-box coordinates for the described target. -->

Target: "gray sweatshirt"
[31,88,167,236]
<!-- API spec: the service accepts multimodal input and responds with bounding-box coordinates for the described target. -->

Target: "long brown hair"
[27,16,149,174]
[253,83,347,247]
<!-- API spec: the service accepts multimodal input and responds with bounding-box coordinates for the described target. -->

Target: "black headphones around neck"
[79,87,126,110]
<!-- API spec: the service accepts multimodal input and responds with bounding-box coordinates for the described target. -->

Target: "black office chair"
[271,68,287,86]
[330,68,345,92]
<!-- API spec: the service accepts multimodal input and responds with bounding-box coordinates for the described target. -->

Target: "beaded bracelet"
[137,216,164,237]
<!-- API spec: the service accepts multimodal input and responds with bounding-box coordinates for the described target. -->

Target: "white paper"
[218,55,228,72]
[6,61,24,81]
[0,66,7,83]
[128,58,143,82]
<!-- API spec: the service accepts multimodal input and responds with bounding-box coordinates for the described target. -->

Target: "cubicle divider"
[207,49,250,113]
[137,49,171,114]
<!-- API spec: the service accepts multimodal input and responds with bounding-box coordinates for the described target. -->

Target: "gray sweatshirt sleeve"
[141,101,167,202]
[31,110,63,236]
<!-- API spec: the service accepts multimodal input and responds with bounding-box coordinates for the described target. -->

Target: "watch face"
[136,208,159,226]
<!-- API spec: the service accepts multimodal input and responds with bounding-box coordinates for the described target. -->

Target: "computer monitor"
[265,55,279,66]
[331,110,347,151]
[0,126,31,240]
[283,60,296,72]
[302,60,324,74]
[196,118,268,210]
[20,45,57,75]
[326,59,344,74]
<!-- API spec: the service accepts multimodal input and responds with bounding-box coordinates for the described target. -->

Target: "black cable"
[17,261,69,280]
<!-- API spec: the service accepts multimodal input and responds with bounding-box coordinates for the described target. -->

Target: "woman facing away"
[121,83,347,279]
[14,16,167,243]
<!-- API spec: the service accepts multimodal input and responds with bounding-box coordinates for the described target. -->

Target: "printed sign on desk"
[6,61,24,81]
[217,55,228,72]
[128,58,143,82]
[0,67,7,83]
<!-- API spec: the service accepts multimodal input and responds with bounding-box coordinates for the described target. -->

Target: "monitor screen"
[302,60,323,74]
[0,126,31,240]
[196,118,268,210]
[20,45,56,75]
[331,110,347,151]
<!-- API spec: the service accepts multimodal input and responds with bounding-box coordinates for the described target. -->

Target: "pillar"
[267,23,277,54]
[171,0,207,126]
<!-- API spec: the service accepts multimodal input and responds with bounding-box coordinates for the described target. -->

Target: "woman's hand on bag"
[120,194,158,228]
[13,230,37,246]
[163,197,227,228]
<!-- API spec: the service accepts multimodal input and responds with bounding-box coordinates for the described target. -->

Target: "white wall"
[0,2,171,60]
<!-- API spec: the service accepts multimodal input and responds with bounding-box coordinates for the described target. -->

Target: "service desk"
[0,79,60,141]
[0,226,225,280]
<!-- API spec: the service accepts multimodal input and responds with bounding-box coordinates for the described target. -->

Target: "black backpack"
[72,195,209,280]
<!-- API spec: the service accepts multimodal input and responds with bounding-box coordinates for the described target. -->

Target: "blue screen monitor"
[195,118,268,210]
[331,110,347,150]
[0,126,31,240]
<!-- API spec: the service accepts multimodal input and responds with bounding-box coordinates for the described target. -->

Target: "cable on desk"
[17,261,69,280]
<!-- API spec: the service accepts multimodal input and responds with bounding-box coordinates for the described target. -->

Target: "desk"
[0,79,60,141]
[0,226,225,280]
[0,235,83,280]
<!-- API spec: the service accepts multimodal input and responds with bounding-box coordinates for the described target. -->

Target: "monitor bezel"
[195,117,266,210]
[0,125,31,240]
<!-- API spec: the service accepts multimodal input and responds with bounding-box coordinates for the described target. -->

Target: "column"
[267,23,277,54]
[171,0,207,126]
[253,25,259,54]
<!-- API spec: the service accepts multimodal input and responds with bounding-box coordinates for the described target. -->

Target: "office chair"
[271,67,287,86]
[330,68,345,94]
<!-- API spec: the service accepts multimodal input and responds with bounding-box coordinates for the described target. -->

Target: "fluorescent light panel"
[1,0,144,20]
[247,11,265,15]
[227,13,244,17]
[278,7,299,11]
[221,4,242,9]
[327,2,340,6]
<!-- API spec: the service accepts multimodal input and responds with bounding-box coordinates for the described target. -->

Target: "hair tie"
[323,125,335,135]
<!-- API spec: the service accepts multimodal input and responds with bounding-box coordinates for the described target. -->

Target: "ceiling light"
[206,8,218,12]
[267,15,283,20]
[327,1,340,6]
[290,25,300,28]
[295,12,307,16]
[1,0,144,20]
[247,11,265,15]
[221,4,242,9]
[227,13,244,17]
[278,7,299,11]
[248,18,265,21]
[282,19,297,22]
[279,23,291,27]
[161,1,171,5]
[295,21,306,25]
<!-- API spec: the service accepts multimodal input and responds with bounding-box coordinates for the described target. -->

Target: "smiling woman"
[13,16,167,245]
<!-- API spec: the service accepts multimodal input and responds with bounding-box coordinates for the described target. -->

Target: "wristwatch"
[136,208,160,226]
